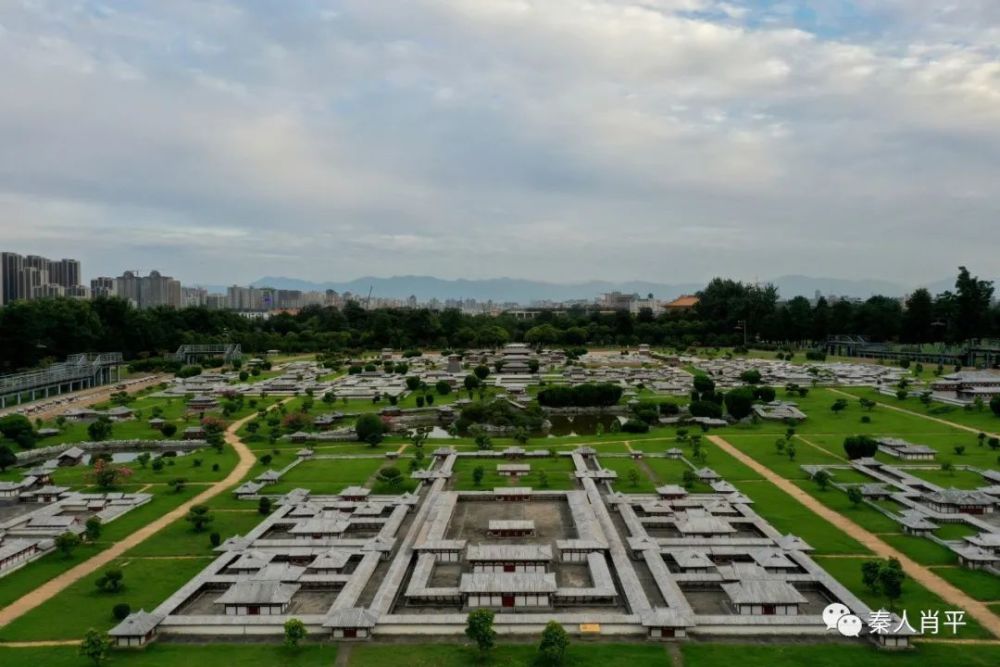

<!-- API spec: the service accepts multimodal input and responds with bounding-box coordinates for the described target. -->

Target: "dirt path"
[0,640,81,647]
[333,643,353,667]
[0,403,279,629]
[827,388,999,439]
[706,434,1000,638]
[665,642,684,666]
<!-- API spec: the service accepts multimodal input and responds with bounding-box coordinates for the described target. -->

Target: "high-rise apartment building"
[0,251,83,305]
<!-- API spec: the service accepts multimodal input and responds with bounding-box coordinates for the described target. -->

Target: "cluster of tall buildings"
[0,250,700,316]
[0,252,86,305]
[91,270,183,309]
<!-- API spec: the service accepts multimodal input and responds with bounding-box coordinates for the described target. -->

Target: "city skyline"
[0,2,998,285]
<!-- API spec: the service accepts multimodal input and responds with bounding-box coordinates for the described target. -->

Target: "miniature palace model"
[111,447,914,648]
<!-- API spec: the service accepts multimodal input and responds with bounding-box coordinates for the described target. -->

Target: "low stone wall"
[16,439,208,465]
[541,406,629,415]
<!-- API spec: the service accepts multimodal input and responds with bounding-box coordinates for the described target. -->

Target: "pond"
[408,426,457,439]
[546,414,626,437]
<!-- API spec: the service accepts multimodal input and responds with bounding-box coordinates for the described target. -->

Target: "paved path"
[333,643,352,667]
[827,388,999,439]
[0,403,279,629]
[706,434,1000,638]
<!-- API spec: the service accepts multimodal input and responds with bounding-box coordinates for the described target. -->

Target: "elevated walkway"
[0,353,123,407]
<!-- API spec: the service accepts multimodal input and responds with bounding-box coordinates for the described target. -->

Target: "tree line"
[0,267,995,372]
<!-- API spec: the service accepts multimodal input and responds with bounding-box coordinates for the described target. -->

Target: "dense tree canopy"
[0,268,995,372]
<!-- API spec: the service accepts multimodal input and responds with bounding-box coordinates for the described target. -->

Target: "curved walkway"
[706,434,1000,638]
[0,405,276,629]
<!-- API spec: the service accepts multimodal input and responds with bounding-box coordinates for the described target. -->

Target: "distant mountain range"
[237,274,983,304]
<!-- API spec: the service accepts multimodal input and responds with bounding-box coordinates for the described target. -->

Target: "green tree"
[284,617,307,648]
[355,413,385,446]
[79,629,113,666]
[472,465,485,487]
[814,469,831,491]
[0,444,16,472]
[627,468,640,487]
[85,516,102,541]
[465,609,496,655]
[861,560,882,593]
[724,388,754,420]
[258,496,273,515]
[168,477,187,493]
[55,531,80,557]
[95,567,124,593]
[185,505,214,532]
[87,417,113,442]
[538,620,570,665]
[847,486,864,508]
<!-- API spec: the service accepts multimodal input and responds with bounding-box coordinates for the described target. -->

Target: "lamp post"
[735,320,748,347]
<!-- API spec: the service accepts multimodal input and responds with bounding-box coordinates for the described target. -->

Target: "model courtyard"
[1,348,1000,666]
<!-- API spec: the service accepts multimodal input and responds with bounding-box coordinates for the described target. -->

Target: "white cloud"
[0,0,997,287]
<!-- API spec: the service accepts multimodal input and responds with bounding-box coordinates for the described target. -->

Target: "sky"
[0,1,997,286]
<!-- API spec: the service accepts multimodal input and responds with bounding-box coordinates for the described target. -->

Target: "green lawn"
[732,480,870,555]
[794,482,901,534]
[602,457,659,493]
[928,566,1000,602]
[450,456,577,491]
[0,556,211,641]
[0,644,338,667]
[126,509,263,557]
[266,457,387,495]
[903,467,989,490]
[814,556,990,639]
[349,642,672,667]
[682,642,1000,667]
[0,485,202,609]
[933,523,981,540]
[880,534,959,566]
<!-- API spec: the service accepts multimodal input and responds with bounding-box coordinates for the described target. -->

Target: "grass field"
[681,642,1000,667]
[450,455,577,490]
[3,641,1000,667]
[814,556,991,639]
[929,566,1000,602]
[265,457,389,495]
[0,556,211,641]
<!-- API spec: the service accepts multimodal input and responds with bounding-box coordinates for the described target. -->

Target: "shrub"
[753,386,776,402]
[176,365,202,378]
[724,388,755,420]
[621,419,650,434]
[355,413,385,445]
[689,400,723,419]
[843,435,878,460]
[112,603,131,621]
[161,423,178,437]
[659,402,680,416]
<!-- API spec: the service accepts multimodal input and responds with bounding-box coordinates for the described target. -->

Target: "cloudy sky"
[0,1,997,287]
